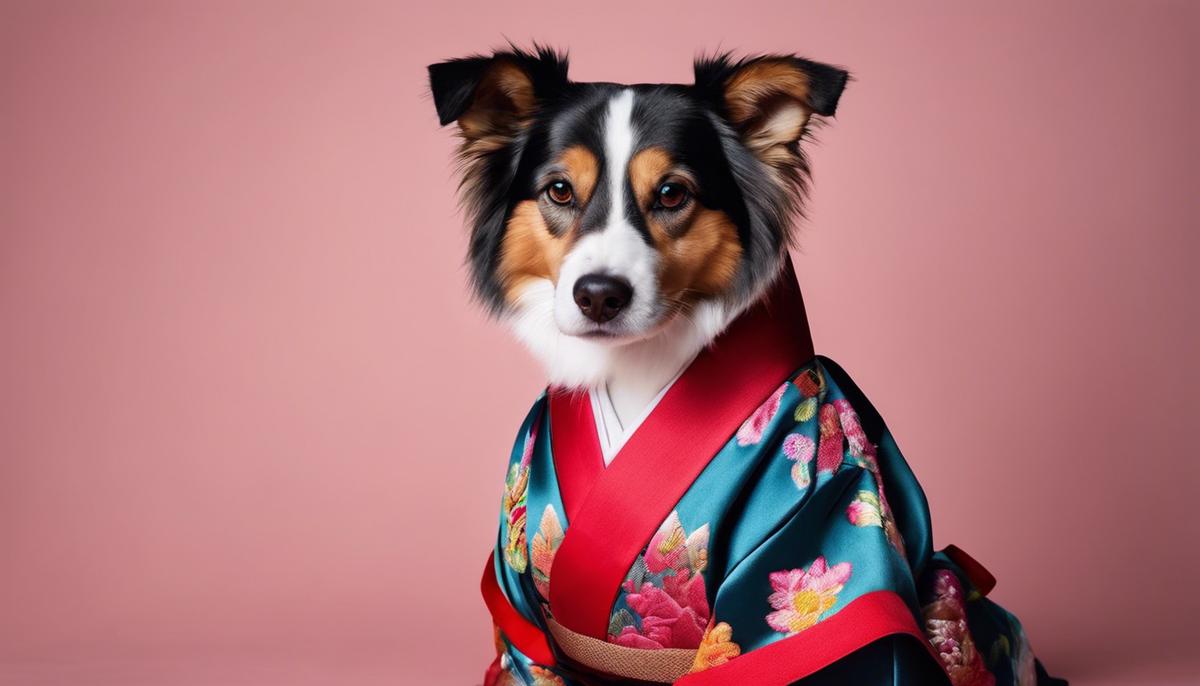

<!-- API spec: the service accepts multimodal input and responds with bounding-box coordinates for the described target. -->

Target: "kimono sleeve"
[486,396,575,685]
[677,366,948,686]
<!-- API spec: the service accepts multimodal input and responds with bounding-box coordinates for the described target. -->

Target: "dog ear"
[695,54,849,165]
[428,46,569,146]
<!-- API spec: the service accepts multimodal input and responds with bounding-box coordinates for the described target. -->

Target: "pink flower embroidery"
[816,403,845,474]
[783,433,815,488]
[736,384,788,446]
[922,570,996,686]
[611,583,708,649]
[847,488,907,556]
[608,512,711,650]
[828,401,907,556]
[833,399,872,459]
[531,505,563,599]
[766,556,852,635]
[847,490,884,527]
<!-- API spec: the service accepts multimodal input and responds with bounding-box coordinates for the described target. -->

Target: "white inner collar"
[588,362,689,466]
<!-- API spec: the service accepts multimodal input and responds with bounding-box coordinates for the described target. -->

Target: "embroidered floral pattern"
[833,399,871,459]
[501,424,536,573]
[494,665,567,686]
[766,556,852,635]
[793,367,826,398]
[494,668,520,686]
[884,515,906,556]
[816,402,844,477]
[736,383,788,446]
[791,367,825,421]
[847,490,884,527]
[608,511,711,649]
[815,403,846,475]
[848,489,906,554]
[782,432,816,489]
[827,400,908,557]
[531,505,563,599]
[690,621,741,672]
[529,666,567,686]
[922,569,996,686]
[793,396,818,423]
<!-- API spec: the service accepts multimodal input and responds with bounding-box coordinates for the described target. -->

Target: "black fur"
[428,45,570,125]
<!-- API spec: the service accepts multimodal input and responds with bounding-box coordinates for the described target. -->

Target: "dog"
[429,46,1063,686]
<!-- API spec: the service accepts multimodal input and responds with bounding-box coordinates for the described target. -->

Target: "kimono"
[482,271,1064,686]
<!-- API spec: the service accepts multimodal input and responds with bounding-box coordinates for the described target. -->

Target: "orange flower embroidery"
[530,666,566,685]
[690,621,741,672]
[531,505,563,599]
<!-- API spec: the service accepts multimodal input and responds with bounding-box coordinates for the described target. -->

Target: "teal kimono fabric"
[481,274,1060,686]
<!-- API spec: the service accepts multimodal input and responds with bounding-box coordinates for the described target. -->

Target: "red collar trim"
[547,265,815,639]
[548,388,603,522]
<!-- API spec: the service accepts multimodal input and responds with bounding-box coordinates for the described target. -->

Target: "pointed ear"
[695,54,849,163]
[428,47,568,146]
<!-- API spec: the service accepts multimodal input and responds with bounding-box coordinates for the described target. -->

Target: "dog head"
[429,47,847,386]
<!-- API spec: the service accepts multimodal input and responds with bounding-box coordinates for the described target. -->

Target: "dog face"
[429,48,847,377]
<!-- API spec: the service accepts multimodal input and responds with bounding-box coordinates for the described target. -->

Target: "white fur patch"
[508,276,746,391]
[553,90,662,340]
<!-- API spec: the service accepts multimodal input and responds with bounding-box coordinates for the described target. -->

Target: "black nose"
[572,274,633,323]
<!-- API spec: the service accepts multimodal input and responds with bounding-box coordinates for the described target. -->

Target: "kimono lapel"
[548,388,603,521]
[547,266,816,640]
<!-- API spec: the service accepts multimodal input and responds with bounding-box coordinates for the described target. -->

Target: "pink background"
[2,1,1197,684]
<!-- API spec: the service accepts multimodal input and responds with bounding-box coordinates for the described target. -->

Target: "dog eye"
[656,183,689,210]
[546,181,574,206]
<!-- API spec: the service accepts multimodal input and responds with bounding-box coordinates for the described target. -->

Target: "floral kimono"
[482,272,1064,686]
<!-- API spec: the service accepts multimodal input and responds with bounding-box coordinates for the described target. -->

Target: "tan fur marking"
[627,147,742,305]
[657,208,743,304]
[721,60,817,176]
[627,147,674,209]
[457,60,537,161]
[723,60,811,125]
[496,148,599,303]
[498,200,572,303]
[560,145,599,205]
